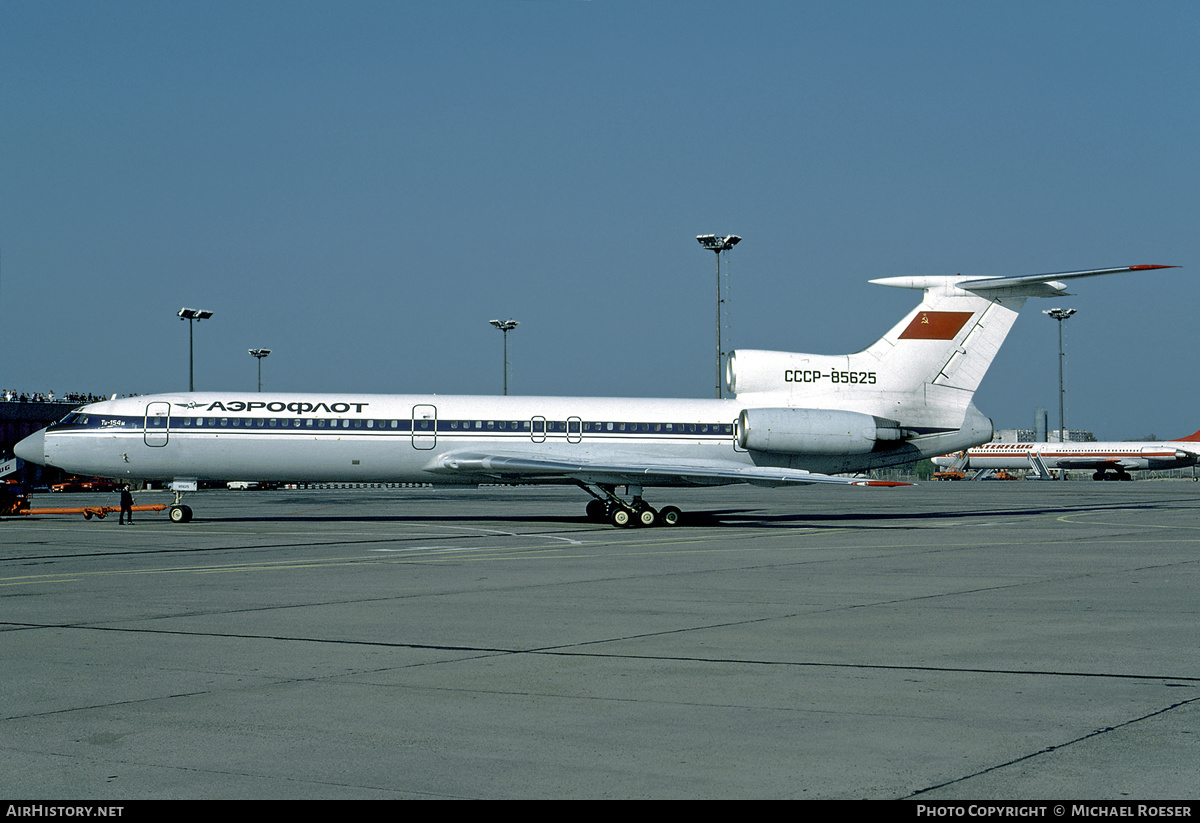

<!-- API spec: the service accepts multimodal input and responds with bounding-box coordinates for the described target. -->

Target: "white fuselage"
[24,391,979,486]
[937,440,1200,474]
[31,393,748,485]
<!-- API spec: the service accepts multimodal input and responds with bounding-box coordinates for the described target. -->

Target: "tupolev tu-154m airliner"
[14,264,1177,526]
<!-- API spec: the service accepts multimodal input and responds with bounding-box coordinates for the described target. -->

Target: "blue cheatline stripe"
[50,414,735,438]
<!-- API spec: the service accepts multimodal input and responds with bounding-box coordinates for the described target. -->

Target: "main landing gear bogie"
[605,503,659,528]
[582,484,683,529]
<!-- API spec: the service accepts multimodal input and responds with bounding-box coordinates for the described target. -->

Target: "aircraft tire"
[169,504,193,523]
[609,508,632,528]
[586,499,606,521]
[659,506,682,527]
[636,507,657,527]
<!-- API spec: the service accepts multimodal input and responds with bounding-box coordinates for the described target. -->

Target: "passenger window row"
[61,413,733,436]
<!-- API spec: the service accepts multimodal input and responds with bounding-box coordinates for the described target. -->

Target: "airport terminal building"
[1,399,77,485]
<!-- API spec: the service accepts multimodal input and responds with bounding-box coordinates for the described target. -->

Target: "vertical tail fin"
[860,277,1025,427]
[729,266,1175,431]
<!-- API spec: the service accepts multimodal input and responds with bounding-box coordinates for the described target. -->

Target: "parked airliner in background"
[933,430,1200,480]
[15,264,1176,526]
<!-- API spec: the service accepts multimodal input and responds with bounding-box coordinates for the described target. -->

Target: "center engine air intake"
[737,408,904,455]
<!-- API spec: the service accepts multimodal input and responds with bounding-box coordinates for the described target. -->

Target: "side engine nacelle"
[737,408,904,455]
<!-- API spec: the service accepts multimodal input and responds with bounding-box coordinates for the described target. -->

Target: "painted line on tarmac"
[1058,512,1200,530]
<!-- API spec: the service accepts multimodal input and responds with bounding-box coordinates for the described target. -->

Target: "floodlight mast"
[249,349,271,392]
[1043,307,1077,466]
[696,234,741,398]
[488,319,519,395]
[177,308,214,392]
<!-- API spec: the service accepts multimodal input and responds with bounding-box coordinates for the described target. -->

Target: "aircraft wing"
[1051,457,1139,470]
[432,452,910,487]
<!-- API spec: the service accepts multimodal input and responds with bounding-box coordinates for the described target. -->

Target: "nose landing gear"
[168,484,194,523]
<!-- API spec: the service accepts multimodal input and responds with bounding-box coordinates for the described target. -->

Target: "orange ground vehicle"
[1,481,30,516]
[51,477,121,493]
[933,470,966,480]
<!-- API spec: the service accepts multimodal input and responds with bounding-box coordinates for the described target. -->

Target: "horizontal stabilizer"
[958,265,1177,296]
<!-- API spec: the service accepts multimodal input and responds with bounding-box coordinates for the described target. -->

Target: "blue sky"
[3,1,1196,440]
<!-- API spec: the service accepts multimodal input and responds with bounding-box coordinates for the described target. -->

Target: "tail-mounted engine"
[737,408,907,455]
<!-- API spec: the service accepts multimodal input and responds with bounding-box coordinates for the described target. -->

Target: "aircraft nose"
[14,428,46,465]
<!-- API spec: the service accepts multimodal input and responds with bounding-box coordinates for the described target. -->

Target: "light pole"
[696,234,741,398]
[489,319,519,395]
[177,308,213,392]
[1043,307,1076,464]
[249,349,271,392]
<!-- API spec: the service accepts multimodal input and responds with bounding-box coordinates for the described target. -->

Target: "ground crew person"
[119,485,134,525]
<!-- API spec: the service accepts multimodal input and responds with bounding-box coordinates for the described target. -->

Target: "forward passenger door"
[144,401,170,447]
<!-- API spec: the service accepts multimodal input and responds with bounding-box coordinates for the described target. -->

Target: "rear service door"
[412,404,437,450]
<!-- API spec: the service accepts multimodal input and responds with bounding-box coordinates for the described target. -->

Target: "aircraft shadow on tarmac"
[186,495,1193,530]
